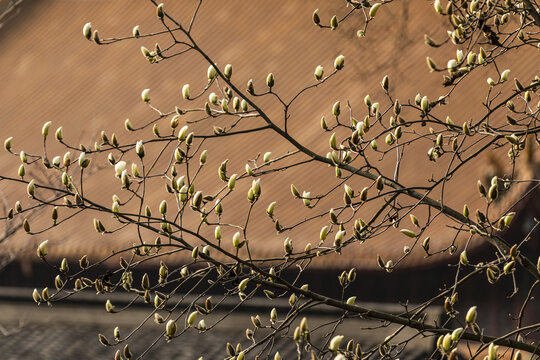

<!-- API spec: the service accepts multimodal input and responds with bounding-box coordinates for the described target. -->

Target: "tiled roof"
[0,0,538,271]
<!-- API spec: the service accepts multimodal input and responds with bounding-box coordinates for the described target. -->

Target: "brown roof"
[0,0,538,270]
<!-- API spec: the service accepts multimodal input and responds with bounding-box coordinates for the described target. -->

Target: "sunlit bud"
[178,125,189,142]
[192,191,202,208]
[228,174,237,190]
[32,288,42,304]
[312,8,321,25]
[36,240,48,258]
[334,55,345,70]
[329,335,344,352]
[134,140,145,158]
[330,15,338,30]
[441,333,452,353]
[420,96,429,113]
[26,179,35,198]
[479,47,486,64]
[487,77,495,86]
[314,65,324,81]
[488,183,498,201]
[114,161,126,177]
[244,164,254,177]
[459,250,469,266]
[165,319,177,337]
[252,178,261,197]
[408,214,419,228]
[259,152,270,165]
[155,3,165,19]
[329,133,339,151]
[205,65,218,81]
[463,204,469,218]
[385,133,395,146]
[141,88,150,102]
[221,99,229,113]
[82,22,93,40]
[487,343,498,360]
[426,57,436,71]
[4,137,13,152]
[499,69,510,83]
[302,191,311,207]
[332,101,342,116]
[400,229,416,238]
[223,64,233,79]
[40,122,52,138]
[477,180,486,197]
[361,96,371,110]
[240,99,248,112]
[18,164,25,178]
[264,201,276,218]
[455,50,464,64]
[131,25,140,38]
[105,299,115,313]
[184,311,198,327]
[266,73,274,88]
[394,126,402,139]
[506,100,515,111]
[370,3,382,18]
[191,246,199,260]
[129,163,139,178]
[422,237,430,252]
[447,59,457,74]
[284,237,293,254]
[111,201,119,213]
[159,200,167,215]
[182,84,190,100]
[289,183,301,198]
[465,306,477,324]
[467,52,477,66]
[434,0,443,14]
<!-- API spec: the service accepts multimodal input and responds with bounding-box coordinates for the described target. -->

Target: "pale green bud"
[132,25,140,37]
[114,161,127,177]
[228,174,238,190]
[238,278,249,292]
[83,22,92,40]
[330,15,338,30]
[4,137,13,152]
[156,3,164,19]
[37,240,48,258]
[187,311,197,327]
[221,99,229,113]
[329,335,344,352]
[263,151,271,162]
[27,179,35,197]
[178,125,189,142]
[42,121,52,137]
[400,229,416,238]
[370,3,381,18]
[182,84,190,99]
[166,320,177,337]
[55,127,63,141]
[434,0,443,14]
[329,132,337,149]
[266,73,274,88]
[314,65,323,80]
[487,77,495,86]
[224,64,233,79]
[141,88,150,102]
[207,65,217,81]
[267,202,276,216]
[500,69,510,82]
[465,306,477,324]
[334,55,345,70]
[332,101,340,116]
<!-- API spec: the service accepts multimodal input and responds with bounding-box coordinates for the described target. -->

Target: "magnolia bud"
[166,320,177,337]
[314,65,323,80]
[500,69,510,82]
[4,137,13,152]
[266,73,274,88]
[334,55,345,70]
[465,306,477,324]
[369,3,382,18]
[224,64,233,79]
[136,140,145,158]
[37,240,48,258]
[313,9,320,25]
[132,25,140,37]
[207,65,217,81]
[330,15,338,30]
[182,84,190,100]
[156,3,164,19]
[83,22,92,40]
[141,89,150,102]
[263,151,271,162]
